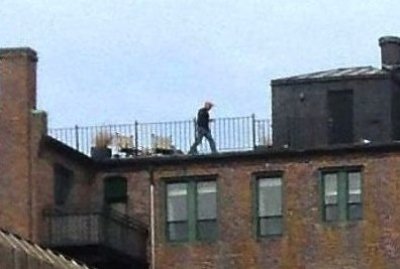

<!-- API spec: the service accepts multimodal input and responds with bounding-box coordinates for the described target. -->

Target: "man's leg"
[204,131,217,153]
[188,131,204,154]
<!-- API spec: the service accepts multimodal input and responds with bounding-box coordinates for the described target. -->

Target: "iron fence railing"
[43,206,148,261]
[49,115,272,157]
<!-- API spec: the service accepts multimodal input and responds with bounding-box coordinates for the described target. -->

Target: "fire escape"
[43,206,148,269]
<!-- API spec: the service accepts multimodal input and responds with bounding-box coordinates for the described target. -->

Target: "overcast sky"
[1,0,399,127]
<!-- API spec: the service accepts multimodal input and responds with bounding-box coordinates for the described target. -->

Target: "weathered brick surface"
[4,46,400,269]
[0,48,37,239]
[0,48,94,244]
[94,150,400,269]
[34,148,95,242]
[93,169,151,225]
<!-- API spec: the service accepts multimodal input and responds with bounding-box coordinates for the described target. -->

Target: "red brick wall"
[0,48,94,243]
[0,48,37,239]
[3,47,400,268]
[93,170,151,225]
[33,148,95,243]
[96,151,400,269]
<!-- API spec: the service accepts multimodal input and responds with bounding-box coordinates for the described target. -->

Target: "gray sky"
[1,0,399,127]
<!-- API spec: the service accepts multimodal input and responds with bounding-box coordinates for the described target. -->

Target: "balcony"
[43,206,148,269]
[49,115,272,157]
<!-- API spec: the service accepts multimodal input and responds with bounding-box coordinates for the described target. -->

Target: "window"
[347,172,362,220]
[104,176,127,203]
[321,169,362,222]
[166,179,217,242]
[196,181,217,240]
[166,183,188,241]
[104,176,127,213]
[255,176,283,236]
[54,164,73,206]
[323,173,338,221]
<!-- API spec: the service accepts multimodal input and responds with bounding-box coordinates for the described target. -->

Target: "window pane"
[168,222,188,241]
[325,204,339,221]
[348,172,361,203]
[109,202,127,214]
[104,177,127,203]
[167,183,188,222]
[348,204,362,220]
[324,173,338,204]
[197,181,217,220]
[259,217,282,236]
[197,220,217,241]
[54,165,73,206]
[258,177,282,217]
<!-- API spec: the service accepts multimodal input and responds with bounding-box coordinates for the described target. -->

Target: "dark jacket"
[197,107,210,131]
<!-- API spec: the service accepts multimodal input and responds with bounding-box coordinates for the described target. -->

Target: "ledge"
[0,47,38,62]
[271,72,388,86]
[379,36,400,45]
[42,135,400,170]
[42,135,93,166]
[95,141,400,169]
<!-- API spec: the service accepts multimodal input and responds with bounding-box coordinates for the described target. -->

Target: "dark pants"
[189,127,217,154]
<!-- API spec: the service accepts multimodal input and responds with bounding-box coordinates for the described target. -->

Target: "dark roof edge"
[379,36,400,45]
[41,135,93,166]
[0,47,38,62]
[42,136,400,169]
[271,72,389,86]
[95,142,400,169]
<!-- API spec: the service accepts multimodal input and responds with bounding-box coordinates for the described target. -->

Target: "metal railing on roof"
[49,115,272,157]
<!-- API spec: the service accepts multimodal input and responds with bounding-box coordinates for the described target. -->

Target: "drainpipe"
[28,112,33,240]
[148,166,156,269]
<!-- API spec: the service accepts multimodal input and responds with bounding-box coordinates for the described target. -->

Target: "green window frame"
[54,164,73,206]
[104,176,128,204]
[320,168,362,222]
[254,174,283,237]
[166,182,189,242]
[165,178,217,242]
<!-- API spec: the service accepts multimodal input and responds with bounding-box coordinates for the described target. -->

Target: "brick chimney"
[379,36,400,69]
[0,48,37,112]
[0,48,38,239]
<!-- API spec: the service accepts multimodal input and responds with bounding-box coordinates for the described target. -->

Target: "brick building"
[1,36,400,269]
[0,48,147,269]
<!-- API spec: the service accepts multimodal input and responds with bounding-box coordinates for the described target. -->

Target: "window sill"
[317,219,363,229]
[165,239,218,247]
[256,233,283,242]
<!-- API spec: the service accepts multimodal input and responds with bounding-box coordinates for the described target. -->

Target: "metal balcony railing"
[43,206,148,261]
[49,115,272,157]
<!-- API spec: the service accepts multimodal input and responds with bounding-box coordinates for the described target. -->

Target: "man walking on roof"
[188,101,218,154]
